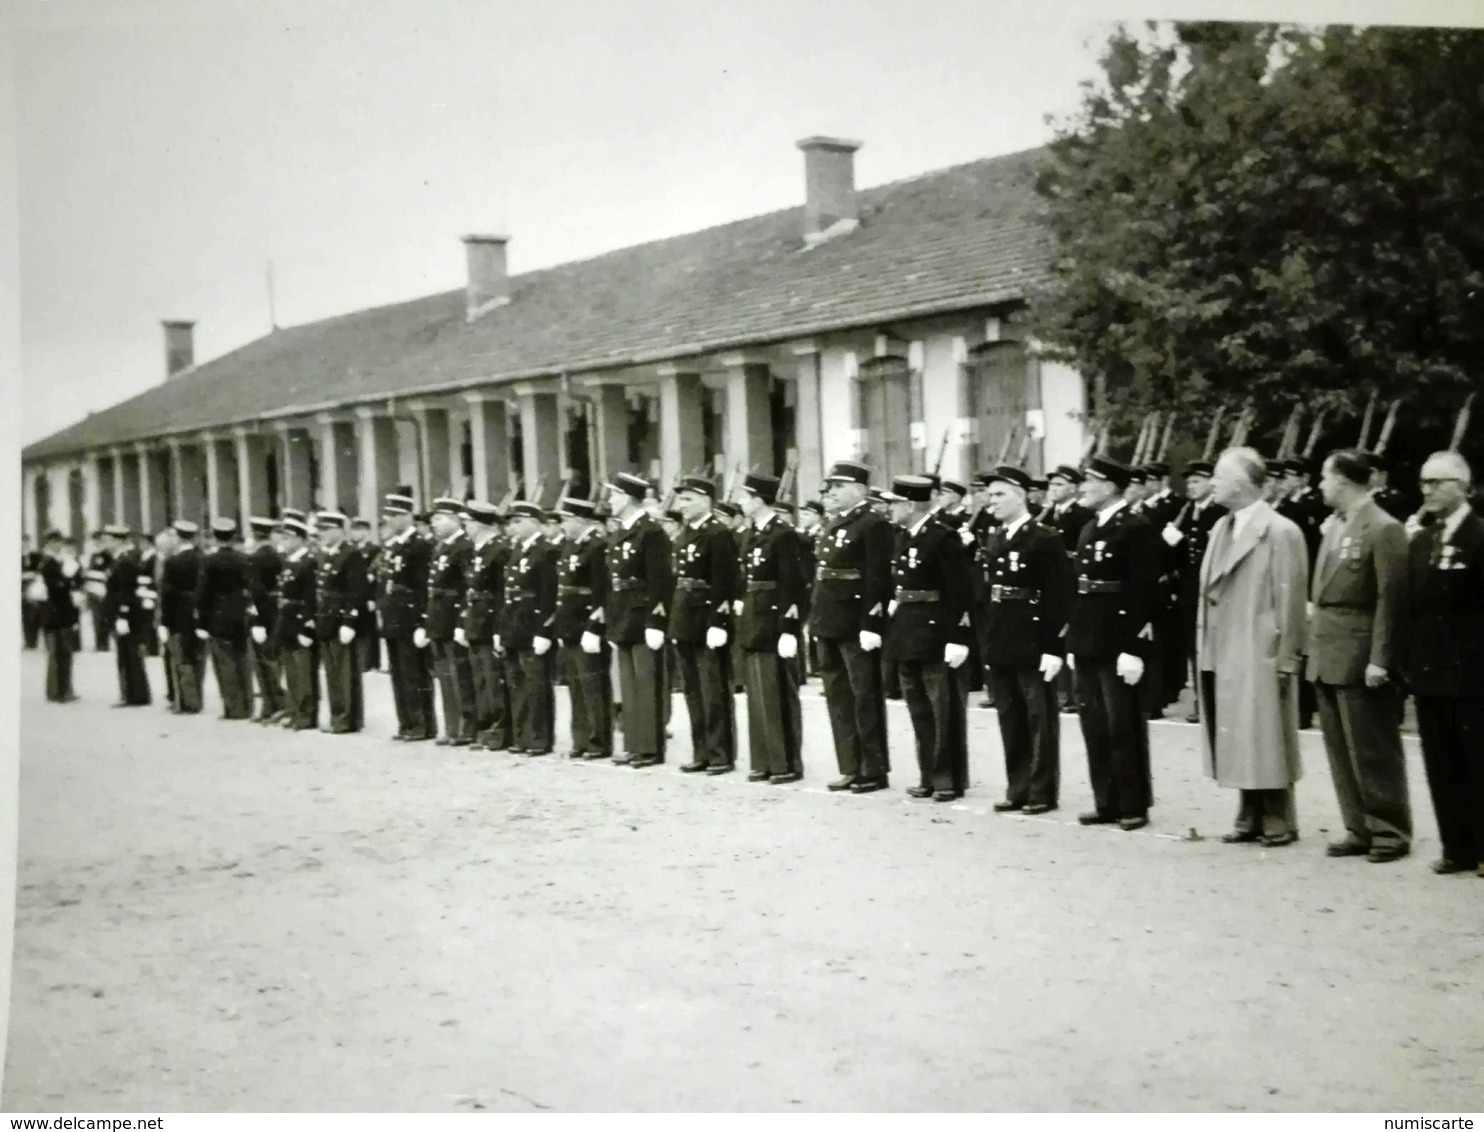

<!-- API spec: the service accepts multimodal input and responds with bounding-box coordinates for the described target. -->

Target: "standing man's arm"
[1370,521,1409,673]
[1274,523,1309,675]
[642,526,673,634]
[860,519,896,637]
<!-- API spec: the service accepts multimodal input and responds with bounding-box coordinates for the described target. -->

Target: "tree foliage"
[1029,21,1484,460]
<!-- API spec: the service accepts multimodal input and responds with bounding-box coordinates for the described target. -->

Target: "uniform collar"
[621,507,646,530]
[1096,500,1127,527]
[1001,513,1030,541]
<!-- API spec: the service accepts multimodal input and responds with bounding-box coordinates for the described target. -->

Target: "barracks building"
[21,138,1087,538]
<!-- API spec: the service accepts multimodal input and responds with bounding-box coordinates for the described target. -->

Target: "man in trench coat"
[1196,448,1309,846]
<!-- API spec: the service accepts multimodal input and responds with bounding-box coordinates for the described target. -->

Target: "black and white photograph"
[4,0,1484,1116]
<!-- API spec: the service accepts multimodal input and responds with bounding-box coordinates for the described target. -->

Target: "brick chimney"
[462,234,511,319]
[162,320,195,378]
[797,136,862,242]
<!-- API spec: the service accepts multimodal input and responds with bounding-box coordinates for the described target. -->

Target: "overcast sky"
[12,0,1482,445]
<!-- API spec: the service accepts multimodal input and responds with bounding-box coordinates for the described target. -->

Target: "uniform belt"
[429,586,460,597]
[613,578,645,592]
[676,577,711,591]
[1316,602,1371,611]
[896,589,940,603]
[1077,578,1123,594]
[818,568,862,581]
[745,580,777,592]
[507,589,537,601]
[388,583,416,594]
[990,585,1036,602]
[558,585,593,596]
[465,590,494,602]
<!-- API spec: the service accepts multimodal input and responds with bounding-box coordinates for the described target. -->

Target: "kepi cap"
[985,465,1032,492]
[1048,464,1084,485]
[825,461,872,486]
[891,474,935,503]
[1084,456,1134,491]
[676,476,717,499]
[740,473,780,505]
[608,472,650,501]
[558,497,597,520]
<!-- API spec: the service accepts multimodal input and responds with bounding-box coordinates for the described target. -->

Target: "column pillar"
[791,343,825,502]
[136,443,166,533]
[355,406,401,519]
[463,391,511,503]
[657,364,705,488]
[84,454,106,531]
[233,428,272,519]
[275,424,314,512]
[409,402,451,503]
[168,438,207,524]
[315,414,358,514]
[215,436,240,523]
[202,432,223,520]
[115,448,140,531]
[518,387,562,505]
[589,384,630,488]
[721,354,776,477]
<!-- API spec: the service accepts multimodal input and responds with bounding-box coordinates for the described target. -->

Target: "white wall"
[818,345,859,470]
[1040,359,1087,470]
[919,331,965,483]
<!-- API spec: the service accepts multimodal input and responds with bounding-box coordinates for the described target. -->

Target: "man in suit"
[1163,461,1228,723]
[598,473,674,768]
[245,517,286,723]
[736,472,808,783]
[161,519,206,714]
[1196,448,1309,846]
[35,531,82,702]
[669,476,741,775]
[1067,457,1162,831]
[811,461,897,794]
[195,517,255,720]
[1400,451,1484,877]
[424,498,476,745]
[1042,465,1092,713]
[978,465,1072,814]
[497,502,558,755]
[273,517,319,730]
[1309,448,1412,863]
[378,491,437,742]
[460,503,507,751]
[556,497,611,760]
[313,511,366,734]
[884,476,974,801]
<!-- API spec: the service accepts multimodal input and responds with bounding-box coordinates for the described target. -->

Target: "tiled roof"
[23,145,1051,463]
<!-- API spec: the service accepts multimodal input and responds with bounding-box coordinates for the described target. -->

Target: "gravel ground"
[5,649,1482,1112]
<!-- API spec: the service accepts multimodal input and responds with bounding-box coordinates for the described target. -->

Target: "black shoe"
[827,776,857,792]
[1367,843,1409,864]
[679,761,709,773]
[1260,832,1298,847]
[1022,802,1056,815]
[525,748,550,756]
[906,786,933,799]
[706,764,734,775]
[583,751,610,760]
[1118,816,1149,831]
[978,698,995,709]
[770,772,803,784]
[1078,812,1117,826]
[1431,858,1475,875]
[1221,830,1262,844]
[449,738,473,747]
[1185,712,1200,724]
[933,790,959,803]
[748,770,772,782]
[508,747,527,755]
[435,738,452,747]
[850,778,888,794]
[630,755,661,768]
[1327,835,1370,857]
[993,800,1023,813]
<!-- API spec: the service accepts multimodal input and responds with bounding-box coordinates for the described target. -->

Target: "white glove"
[297,634,313,649]
[114,618,130,638]
[413,627,429,649]
[251,625,267,646]
[645,628,665,651]
[366,600,377,612]
[706,626,728,649]
[732,600,744,617]
[157,625,169,645]
[195,628,209,640]
[72,591,87,609]
[24,579,47,603]
[1067,653,1076,672]
[580,631,602,655]
[533,635,552,656]
[339,625,356,645]
[142,597,155,611]
[454,626,467,647]
[1116,652,1145,686]
[859,630,882,652]
[61,558,79,579]
[1039,653,1064,682]
[777,633,798,659]
[960,528,975,547]
[887,599,899,618]
[1162,525,1183,547]
[944,643,969,669]
[492,634,503,655]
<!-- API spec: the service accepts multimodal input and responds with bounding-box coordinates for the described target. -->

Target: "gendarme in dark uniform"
[352,519,383,673]
[670,476,741,775]
[461,504,509,751]
[1066,457,1162,830]
[599,473,674,768]
[246,517,286,723]
[161,520,206,715]
[1167,462,1228,721]
[84,538,114,652]
[273,518,320,730]
[195,517,254,720]
[977,465,1072,814]
[554,497,611,760]
[810,460,897,794]
[424,498,478,746]
[377,491,437,742]
[102,526,152,707]
[885,476,975,801]
[737,473,808,783]
[314,511,367,734]
[499,501,558,755]
[35,533,82,702]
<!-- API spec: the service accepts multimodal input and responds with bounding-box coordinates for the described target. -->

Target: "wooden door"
[858,358,913,483]
[969,342,1036,471]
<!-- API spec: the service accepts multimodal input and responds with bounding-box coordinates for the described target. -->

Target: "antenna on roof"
[266,262,279,331]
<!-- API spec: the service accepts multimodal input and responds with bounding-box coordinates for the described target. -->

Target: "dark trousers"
[23,602,41,649]
[113,631,151,705]
[817,637,890,781]
[615,642,667,758]
[1314,681,1411,848]
[322,639,364,732]
[432,639,476,740]
[90,605,112,652]
[468,642,511,745]
[743,649,803,777]
[358,628,382,673]
[989,665,1060,806]
[1075,659,1152,820]
[280,644,318,728]
[1158,602,1184,706]
[252,638,285,718]
[564,644,612,756]
[167,633,205,714]
[507,647,555,752]
[899,659,968,794]
[43,628,75,701]
[161,630,175,704]
[1200,672,1296,836]
[209,638,254,719]
[676,640,736,768]
[386,638,435,738]
[1414,695,1483,867]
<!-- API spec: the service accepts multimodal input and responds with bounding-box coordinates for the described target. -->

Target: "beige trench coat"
[1195,501,1309,789]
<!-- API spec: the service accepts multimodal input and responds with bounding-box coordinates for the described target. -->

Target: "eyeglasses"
[1419,478,1464,489]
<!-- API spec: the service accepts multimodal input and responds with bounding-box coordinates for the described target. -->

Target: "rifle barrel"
[1357,390,1378,450]
[1201,405,1227,462]
[1450,393,1476,452]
